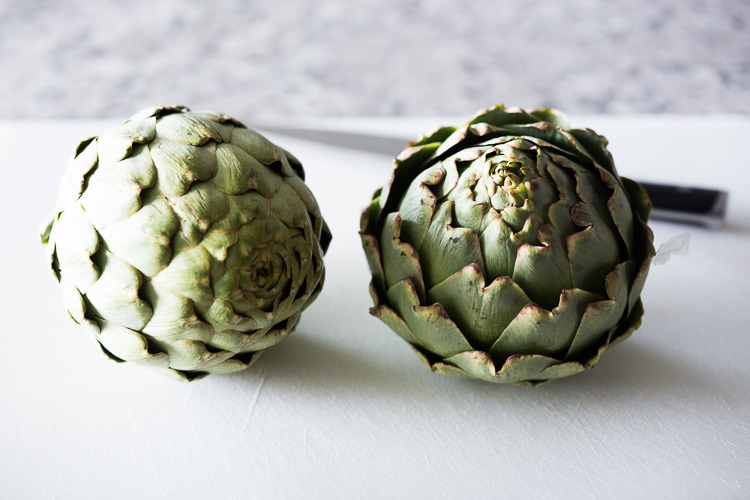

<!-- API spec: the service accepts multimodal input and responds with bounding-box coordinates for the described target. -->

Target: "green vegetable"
[360,105,654,385]
[41,106,331,380]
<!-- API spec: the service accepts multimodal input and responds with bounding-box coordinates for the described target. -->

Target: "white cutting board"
[1,115,749,498]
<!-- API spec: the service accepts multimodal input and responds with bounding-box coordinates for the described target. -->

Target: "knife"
[258,126,728,228]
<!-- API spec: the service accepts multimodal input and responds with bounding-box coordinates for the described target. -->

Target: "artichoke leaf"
[271,181,313,228]
[371,301,423,347]
[512,221,573,309]
[97,131,135,165]
[230,127,287,167]
[612,300,645,345]
[567,202,622,295]
[151,338,236,371]
[214,143,282,197]
[470,104,570,130]
[531,360,586,382]
[441,350,499,381]
[140,282,213,341]
[276,147,304,178]
[489,288,598,360]
[627,257,653,318]
[200,354,263,375]
[79,147,157,230]
[381,212,425,301]
[55,137,99,211]
[116,115,157,143]
[52,204,101,292]
[214,191,271,233]
[97,320,170,367]
[203,298,258,331]
[427,359,475,380]
[564,260,634,359]
[59,275,89,326]
[544,160,580,236]
[284,173,325,218]
[228,314,299,352]
[445,351,569,385]
[430,157,461,200]
[496,354,572,384]
[622,177,653,223]
[99,198,179,277]
[190,110,242,133]
[240,215,285,244]
[426,263,530,351]
[253,316,300,350]
[386,280,473,358]
[481,210,541,280]
[599,167,636,257]
[210,328,263,352]
[420,201,484,288]
[150,245,213,305]
[149,139,218,197]
[246,307,282,330]
[380,142,443,219]
[154,112,233,146]
[168,183,230,250]
[84,251,153,332]
[97,117,158,165]
[361,234,386,298]
[201,229,239,265]
[289,232,313,286]
[398,166,442,249]
[568,128,615,175]
[623,189,655,317]
[450,158,491,229]
[127,105,187,122]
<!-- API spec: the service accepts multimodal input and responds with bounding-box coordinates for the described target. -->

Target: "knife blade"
[258,125,728,228]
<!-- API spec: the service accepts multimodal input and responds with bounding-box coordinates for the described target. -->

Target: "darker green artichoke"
[360,105,654,384]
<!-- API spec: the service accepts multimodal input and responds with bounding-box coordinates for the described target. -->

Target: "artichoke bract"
[41,106,331,380]
[360,105,654,385]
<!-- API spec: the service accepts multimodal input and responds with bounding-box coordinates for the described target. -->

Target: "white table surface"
[1,115,749,499]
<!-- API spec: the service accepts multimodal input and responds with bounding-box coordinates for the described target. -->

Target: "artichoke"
[360,105,654,385]
[41,106,331,380]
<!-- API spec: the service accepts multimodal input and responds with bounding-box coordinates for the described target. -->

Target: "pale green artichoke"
[41,106,331,380]
[361,105,654,385]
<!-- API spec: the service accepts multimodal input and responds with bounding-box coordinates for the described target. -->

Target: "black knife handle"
[640,181,728,228]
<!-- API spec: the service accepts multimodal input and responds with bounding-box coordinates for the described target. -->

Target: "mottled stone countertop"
[1,0,748,120]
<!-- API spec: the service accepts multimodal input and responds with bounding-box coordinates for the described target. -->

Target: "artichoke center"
[248,257,279,289]
[481,146,538,210]
[224,229,293,315]
[240,251,287,293]
[452,141,554,236]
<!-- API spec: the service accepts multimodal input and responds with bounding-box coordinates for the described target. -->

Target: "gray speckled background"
[1,0,748,119]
